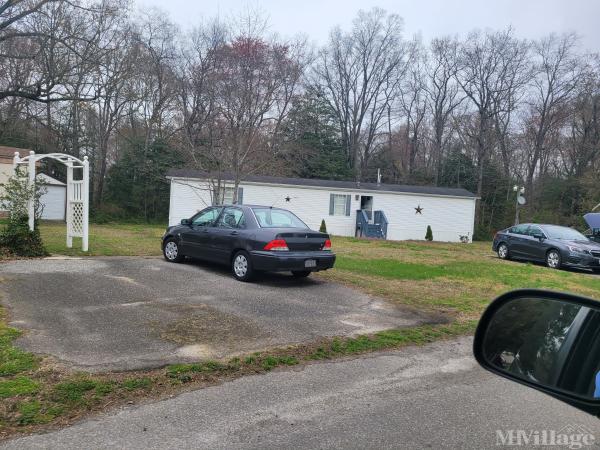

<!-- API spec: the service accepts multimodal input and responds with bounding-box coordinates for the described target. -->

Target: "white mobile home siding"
[168,178,476,242]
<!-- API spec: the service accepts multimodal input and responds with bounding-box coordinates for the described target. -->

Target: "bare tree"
[130,11,178,147]
[560,57,600,177]
[92,24,139,205]
[398,39,429,181]
[425,37,464,184]
[523,33,582,193]
[313,8,412,180]
[177,20,227,186]
[455,29,529,221]
[0,0,117,103]
[210,13,307,201]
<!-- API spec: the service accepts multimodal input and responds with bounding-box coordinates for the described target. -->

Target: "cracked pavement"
[0,257,428,371]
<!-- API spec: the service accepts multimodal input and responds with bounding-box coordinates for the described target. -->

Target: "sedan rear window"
[252,208,308,228]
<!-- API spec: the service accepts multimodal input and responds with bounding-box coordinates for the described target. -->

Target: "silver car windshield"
[252,208,308,228]
[543,225,588,241]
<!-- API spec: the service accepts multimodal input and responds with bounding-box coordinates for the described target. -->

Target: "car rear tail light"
[264,239,289,251]
[322,239,332,251]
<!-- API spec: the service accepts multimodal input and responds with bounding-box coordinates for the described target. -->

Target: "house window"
[214,186,244,205]
[329,193,351,216]
[222,187,235,205]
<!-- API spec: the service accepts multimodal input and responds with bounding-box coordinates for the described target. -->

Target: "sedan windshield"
[252,208,308,228]
[542,225,588,241]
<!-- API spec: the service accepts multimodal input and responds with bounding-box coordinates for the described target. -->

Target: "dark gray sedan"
[492,223,600,273]
[162,205,335,281]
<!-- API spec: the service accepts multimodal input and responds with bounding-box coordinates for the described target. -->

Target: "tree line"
[1,1,599,238]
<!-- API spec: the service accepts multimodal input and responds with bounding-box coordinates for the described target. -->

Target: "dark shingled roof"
[166,169,477,199]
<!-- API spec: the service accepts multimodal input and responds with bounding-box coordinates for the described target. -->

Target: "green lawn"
[39,221,165,256]
[319,237,600,323]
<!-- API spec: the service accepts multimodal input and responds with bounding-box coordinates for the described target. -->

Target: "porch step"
[356,209,388,239]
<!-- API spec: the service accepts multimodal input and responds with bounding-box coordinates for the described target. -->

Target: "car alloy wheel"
[546,250,561,269]
[163,239,183,263]
[232,250,254,281]
[497,243,509,260]
[233,254,248,277]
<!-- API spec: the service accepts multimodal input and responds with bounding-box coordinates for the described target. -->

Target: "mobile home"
[166,169,477,243]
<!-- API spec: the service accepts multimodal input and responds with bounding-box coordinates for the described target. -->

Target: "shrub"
[91,203,127,224]
[0,217,48,257]
[319,219,327,233]
[425,225,433,241]
[0,168,48,257]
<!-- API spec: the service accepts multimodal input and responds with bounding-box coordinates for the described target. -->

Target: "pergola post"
[27,151,35,231]
[82,156,89,251]
[66,159,73,248]
[13,151,20,171]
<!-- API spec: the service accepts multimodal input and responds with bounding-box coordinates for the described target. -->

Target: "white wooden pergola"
[13,151,89,251]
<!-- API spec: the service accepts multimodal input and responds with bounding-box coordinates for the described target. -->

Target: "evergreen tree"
[319,219,327,233]
[283,94,353,181]
[103,138,185,221]
[425,225,433,241]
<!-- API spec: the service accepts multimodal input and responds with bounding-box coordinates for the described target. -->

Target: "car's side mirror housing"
[181,218,191,226]
[532,232,545,240]
[474,289,600,417]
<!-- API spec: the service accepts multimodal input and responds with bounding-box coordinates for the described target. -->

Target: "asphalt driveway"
[0,257,428,372]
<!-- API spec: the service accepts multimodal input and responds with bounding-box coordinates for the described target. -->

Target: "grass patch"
[166,361,227,377]
[261,355,298,371]
[306,321,476,360]
[15,400,62,425]
[0,310,39,377]
[122,378,151,391]
[50,379,98,404]
[320,237,600,322]
[17,400,43,425]
[0,377,39,398]
[94,381,115,396]
[336,258,447,280]
[0,346,38,377]
[39,221,165,256]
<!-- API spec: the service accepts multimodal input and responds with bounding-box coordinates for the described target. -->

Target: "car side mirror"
[532,232,545,240]
[474,289,600,417]
[181,218,191,226]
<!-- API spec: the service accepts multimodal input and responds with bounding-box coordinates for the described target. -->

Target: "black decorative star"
[285,196,291,202]
[415,205,424,214]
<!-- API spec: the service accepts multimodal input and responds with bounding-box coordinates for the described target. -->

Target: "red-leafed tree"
[179,14,308,203]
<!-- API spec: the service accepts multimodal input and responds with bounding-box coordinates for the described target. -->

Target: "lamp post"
[513,185,526,225]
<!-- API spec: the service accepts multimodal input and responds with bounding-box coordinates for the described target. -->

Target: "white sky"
[135,0,600,52]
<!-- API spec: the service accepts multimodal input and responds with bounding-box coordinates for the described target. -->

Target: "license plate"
[305,259,317,268]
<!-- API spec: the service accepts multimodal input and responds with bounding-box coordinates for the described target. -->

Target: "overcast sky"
[136,0,600,52]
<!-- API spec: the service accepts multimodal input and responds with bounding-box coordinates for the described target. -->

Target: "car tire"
[291,270,311,278]
[546,249,562,269]
[232,250,254,282]
[497,243,510,260]
[163,238,184,263]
